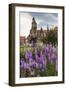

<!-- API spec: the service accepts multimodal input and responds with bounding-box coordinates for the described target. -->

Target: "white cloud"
[36,18,43,25]
[49,14,58,22]
[19,13,58,37]
[40,13,58,26]
[20,13,32,37]
[34,18,47,30]
[43,13,57,21]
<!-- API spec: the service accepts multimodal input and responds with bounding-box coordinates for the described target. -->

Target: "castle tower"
[32,17,37,30]
[40,27,43,37]
[30,17,37,38]
[29,17,37,46]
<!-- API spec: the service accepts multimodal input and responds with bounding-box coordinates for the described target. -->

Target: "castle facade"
[27,17,57,44]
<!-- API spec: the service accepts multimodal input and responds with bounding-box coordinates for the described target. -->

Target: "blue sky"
[20,12,58,37]
[29,12,58,29]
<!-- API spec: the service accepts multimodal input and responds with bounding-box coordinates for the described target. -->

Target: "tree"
[47,30,58,46]
[41,36,47,44]
[41,29,58,46]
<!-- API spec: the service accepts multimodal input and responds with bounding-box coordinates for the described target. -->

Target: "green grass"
[20,45,34,58]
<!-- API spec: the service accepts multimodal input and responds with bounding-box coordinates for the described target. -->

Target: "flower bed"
[20,43,58,77]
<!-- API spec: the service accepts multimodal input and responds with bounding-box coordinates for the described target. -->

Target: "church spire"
[32,17,37,30]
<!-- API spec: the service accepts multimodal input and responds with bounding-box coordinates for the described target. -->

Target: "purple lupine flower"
[23,62,27,69]
[32,61,35,68]
[29,61,32,67]
[40,51,43,61]
[35,49,38,61]
[33,61,38,68]
[41,60,44,65]
[20,42,58,77]
[42,54,47,69]
[41,60,46,69]
[25,51,29,59]
[29,51,33,63]
[26,63,31,71]
[20,60,24,68]
[35,62,39,69]
[46,43,53,53]
[43,54,46,61]
[22,62,31,71]
[29,59,33,67]
[49,45,53,53]
[31,61,39,69]
[32,61,39,69]
[29,51,32,59]
[39,63,43,69]
[29,58,33,63]
[29,60,35,68]
[51,53,57,61]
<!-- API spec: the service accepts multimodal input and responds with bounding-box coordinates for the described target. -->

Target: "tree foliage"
[41,30,58,46]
